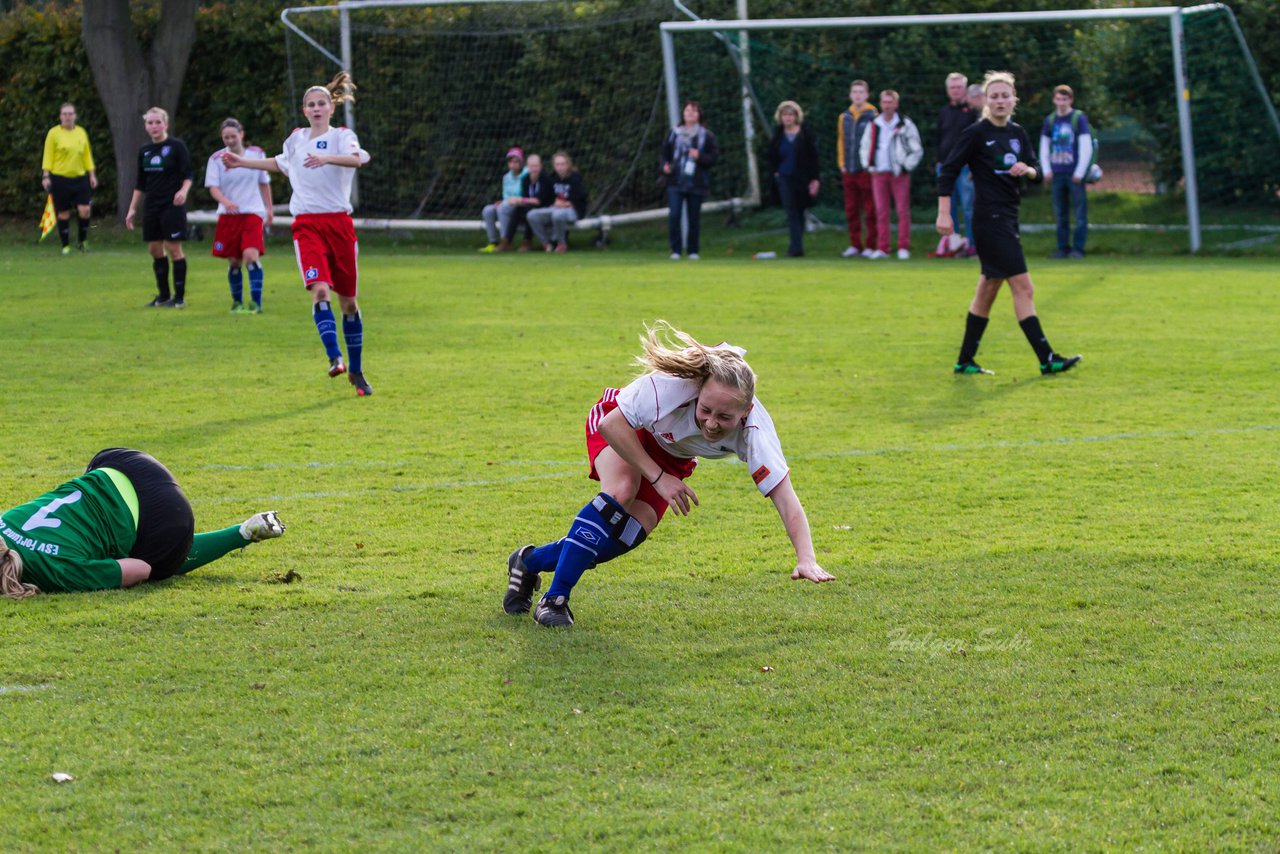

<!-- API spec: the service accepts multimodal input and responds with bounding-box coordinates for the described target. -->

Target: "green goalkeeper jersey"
[1,469,138,592]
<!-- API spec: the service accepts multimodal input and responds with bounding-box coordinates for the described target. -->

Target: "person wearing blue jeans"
[937,162,974,248]
[765,101,820,257]
[661,101,718,259]
[1039,84,1093,258]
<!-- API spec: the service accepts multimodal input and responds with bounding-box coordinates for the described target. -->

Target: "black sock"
[153,257,170,300]
[57,220,70,248]
[958,312,989,364]
[172,259,187,300]
[1019,315,1054,363]
[77,216,89,244]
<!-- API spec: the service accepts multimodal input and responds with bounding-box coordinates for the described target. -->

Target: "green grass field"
[2,225,1277,850]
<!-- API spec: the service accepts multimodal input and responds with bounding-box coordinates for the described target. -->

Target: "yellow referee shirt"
[42,126,95,178]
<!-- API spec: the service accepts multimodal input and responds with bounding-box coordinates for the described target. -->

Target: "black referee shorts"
[86,448,194,580]
[142,205,188,243]
[972,212,1028,280]
[49,175,92,213]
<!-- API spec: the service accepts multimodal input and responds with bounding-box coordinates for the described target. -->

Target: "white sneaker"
[669,252,681,260]
[861,248,876,259]
[240,511,286,542]
[841,246,860,258]
[897,249,911,260]
[867,250,889,259]
[688,253,700,260]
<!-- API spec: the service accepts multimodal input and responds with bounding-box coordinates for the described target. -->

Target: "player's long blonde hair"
[0,547,38,599]
[980,70,1018,121]
[635,321,756,407]
[304,71,357,107]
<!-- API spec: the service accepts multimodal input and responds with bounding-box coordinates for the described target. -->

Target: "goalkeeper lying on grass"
[504,321,834,628]
[1,448,284,598]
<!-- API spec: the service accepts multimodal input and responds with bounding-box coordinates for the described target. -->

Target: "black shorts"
[972,212,1028,280]
[86,448,194,581]
[142,205,188,242]
[49,174,91,212]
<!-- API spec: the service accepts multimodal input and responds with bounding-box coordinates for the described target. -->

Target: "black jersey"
[135,137,193,209]
[938,119,1040,217]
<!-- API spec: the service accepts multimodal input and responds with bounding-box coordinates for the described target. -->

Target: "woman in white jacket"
[859,89,923,259]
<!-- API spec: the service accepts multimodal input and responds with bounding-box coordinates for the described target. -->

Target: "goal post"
[660,3,1280,254]
[209,0,753,239]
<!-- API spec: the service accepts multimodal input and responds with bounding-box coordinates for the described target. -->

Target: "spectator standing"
[837,80,878,258]
[41,102,97,255]
[125,108,193,308]
[479,147,526,252]
[766,100,820,258]
[508,153,554,251]
[1039,84,1093,258]
[861,90,923,259]
[528,151,587,253]
[661,101,719,260]
[935,74,978,252]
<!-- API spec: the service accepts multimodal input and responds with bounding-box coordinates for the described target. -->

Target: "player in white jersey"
[206,119,273,313]
[504,322,835,627]
[220,72,374,396]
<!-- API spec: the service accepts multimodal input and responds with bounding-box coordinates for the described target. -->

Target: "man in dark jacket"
[935,72,978,252]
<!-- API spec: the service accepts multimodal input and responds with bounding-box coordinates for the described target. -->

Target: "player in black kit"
[125,107,194,308]
[937,71,1082,377]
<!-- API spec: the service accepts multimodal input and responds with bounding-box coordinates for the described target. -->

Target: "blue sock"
[342,312,363,373]
[228,267,243,303]
[313,301,342,360]
[525,541,564,574]
[544,493,647,600]
[247,261,263,306]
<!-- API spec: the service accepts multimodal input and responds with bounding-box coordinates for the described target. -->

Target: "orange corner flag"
[39,194,56,241]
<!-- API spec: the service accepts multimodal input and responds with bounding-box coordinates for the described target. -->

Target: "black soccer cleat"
[328,356,347,378]
[954,360,994,375]
[503,545,540,615]
[349,371,374,397]
[1040,353,1083,375]
[533,594,574,627]
[145,296,174,308]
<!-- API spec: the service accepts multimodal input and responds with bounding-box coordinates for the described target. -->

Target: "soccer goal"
[262,0,751,240]
[661,3,1280,253]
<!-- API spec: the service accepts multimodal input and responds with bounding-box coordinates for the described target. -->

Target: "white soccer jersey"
[205,145,269,215]
[276,126,370,215]
[615,372,790,497]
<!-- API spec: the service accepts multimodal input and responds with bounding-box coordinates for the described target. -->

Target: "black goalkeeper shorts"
[86,448,194,580]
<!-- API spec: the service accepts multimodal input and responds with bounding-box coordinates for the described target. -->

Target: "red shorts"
[585,389,697,523]
[211,213,265,259]
[292,212,359,297]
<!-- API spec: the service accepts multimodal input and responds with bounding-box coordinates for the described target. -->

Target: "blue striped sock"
[312,301,342,359]
[342,312,363,373]
[228,267,243,302]
[247,261,263,306]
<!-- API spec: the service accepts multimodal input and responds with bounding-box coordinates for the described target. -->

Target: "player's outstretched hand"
[220,151,244,169]
[655,472,699,517]
[791,562,835,583]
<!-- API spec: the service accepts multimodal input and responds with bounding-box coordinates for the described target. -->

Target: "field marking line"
[0,684,53,695]
[183,424,1277,506]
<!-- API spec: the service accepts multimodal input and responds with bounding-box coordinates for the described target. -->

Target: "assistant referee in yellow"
[41,102,98,254]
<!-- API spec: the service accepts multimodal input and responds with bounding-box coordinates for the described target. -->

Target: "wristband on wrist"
[648,470,663,485]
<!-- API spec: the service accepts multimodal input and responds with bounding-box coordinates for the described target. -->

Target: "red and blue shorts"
[292,212,359,297]
[211,213,265,259]
[585,388,697,522]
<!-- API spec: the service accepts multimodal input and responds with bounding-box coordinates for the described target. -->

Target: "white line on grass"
[0,684,53,695]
